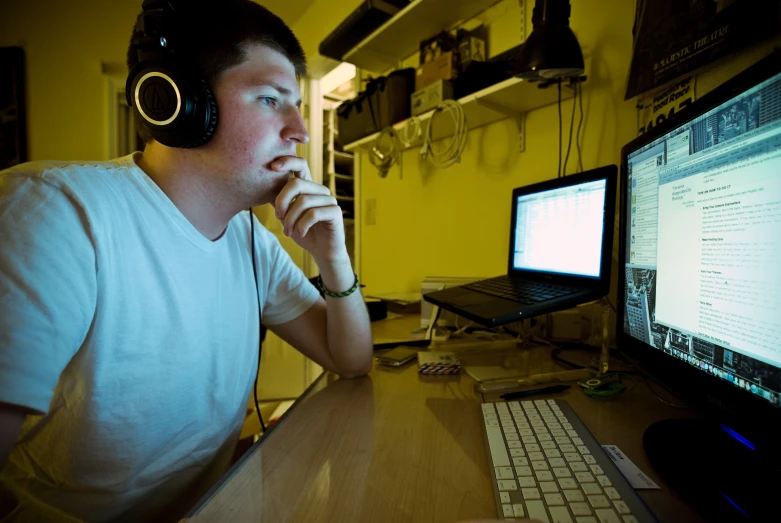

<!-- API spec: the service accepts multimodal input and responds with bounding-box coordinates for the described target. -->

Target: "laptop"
[423,166,617,327]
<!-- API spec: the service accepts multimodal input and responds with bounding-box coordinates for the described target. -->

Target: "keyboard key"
[541,441,558,449]
[485,419,500,427]
[502,504,514,517]
[567,430,579,438]
[486,427,511,467]
[564,489,585,502]
[496,404,509,414]
[548,505,573,523]
[520,429,535,436]
[560,444,576,453]
[565,453,583,462]
[622,517,639,523]
[513,504,526,517]
[594,508,622,523]
[562,423,573,429]
[614,501,631,515]
[570,462,588,472]
[513,457,529,466]
[500,492,511,503]
[532,461,550,470]
[516,466,532,476]
[507,441,523,448]
[550,429,567,436]
[572,437,584,445]
[559,478,578,489]
[545,493,565,506]
[526,500,550,523]
[549,458,566,467]
[597,475,612,487]
[538,433,553,442]
[528,451,545,460]
[540,481,559,493]
[545,449,563,459]
[578,446,591,454]
[482,403,496,412]
[576,518,597,523]
[495,467,514,480]
[570,502,592,516]
[522,487,541,500]
[582,483,602,495]
[590,465,604,475]
[584,455,597,465]
[555,436,572,445]
[518,476,536,487]
[588,495,611,509]
[548,422,562,429]
[553,467,572,478]
[510,448,525,457]
[506,433,520,441]
[604,487,620,500]
[526,443,542,452]
[575,472,595,483]
[498,480,518,491]
[536,471,554,481]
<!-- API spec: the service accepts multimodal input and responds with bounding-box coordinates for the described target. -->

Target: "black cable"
[576,80,584,173]
[557,80,562,178]
[563,79,577,177]
[249,209,267,434]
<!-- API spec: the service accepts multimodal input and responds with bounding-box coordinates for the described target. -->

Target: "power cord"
[369,127,399,178]
[398,116,422,147]
[562,78,578,176]
[420,100,468,169]
[557,79,562,177]
[576,80,585,173]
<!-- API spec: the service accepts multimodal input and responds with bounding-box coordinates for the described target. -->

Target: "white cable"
[398,116,422,147]
[420,100,468,169]
[369,127,398,178]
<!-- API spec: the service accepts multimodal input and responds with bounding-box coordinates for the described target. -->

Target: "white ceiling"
[256,0,318,27]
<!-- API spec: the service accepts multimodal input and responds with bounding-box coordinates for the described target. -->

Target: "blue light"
[720,424,756,451]
[717,490,749,518]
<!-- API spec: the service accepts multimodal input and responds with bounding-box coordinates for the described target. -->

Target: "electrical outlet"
[364,198,376,226]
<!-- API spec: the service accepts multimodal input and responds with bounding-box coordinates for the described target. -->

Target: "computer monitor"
[619,51,781,520]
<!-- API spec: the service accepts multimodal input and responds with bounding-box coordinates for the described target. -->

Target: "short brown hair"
[127,0,307,145]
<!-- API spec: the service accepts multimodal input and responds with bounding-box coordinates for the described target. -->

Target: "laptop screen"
[512,179,607,277]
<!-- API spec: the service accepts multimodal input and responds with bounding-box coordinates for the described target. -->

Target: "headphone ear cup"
[126,60,218,148]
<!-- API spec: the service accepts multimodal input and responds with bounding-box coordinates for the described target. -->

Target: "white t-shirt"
[0,153,320,522]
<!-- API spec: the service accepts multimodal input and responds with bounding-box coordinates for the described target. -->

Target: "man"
[0,1,372,520]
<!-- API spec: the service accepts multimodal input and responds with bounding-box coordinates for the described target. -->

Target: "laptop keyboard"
[464,276,580,305]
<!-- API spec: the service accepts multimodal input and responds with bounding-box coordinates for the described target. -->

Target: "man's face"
[195,43,309,208]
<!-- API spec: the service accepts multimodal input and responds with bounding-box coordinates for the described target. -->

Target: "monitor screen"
[623,67,781,408]
[513,179,607,277]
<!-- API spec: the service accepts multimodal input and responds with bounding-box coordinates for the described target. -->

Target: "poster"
[625,0,781,100]
[636,76,696,136]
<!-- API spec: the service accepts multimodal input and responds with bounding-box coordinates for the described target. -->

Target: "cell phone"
[376,346,418,367]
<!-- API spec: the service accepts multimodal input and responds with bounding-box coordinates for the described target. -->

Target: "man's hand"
[272,156,348,264]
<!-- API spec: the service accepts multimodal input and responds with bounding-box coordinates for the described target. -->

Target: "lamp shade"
[515,0,584,81]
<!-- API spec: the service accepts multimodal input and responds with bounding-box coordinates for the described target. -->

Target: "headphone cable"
[249,209,267,434]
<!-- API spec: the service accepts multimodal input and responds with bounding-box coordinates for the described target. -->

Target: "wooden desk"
[183,333,705,522]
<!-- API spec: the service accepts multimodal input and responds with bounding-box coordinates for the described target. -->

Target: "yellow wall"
[0,0,142,162]
[342,0,781,303]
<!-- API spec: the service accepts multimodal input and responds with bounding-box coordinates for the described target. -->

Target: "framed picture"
[0,47,28,170]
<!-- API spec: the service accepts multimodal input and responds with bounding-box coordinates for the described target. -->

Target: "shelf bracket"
[474,97,526,152]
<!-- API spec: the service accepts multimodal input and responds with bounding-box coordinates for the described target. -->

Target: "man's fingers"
[292,205,343,238]
[274,177,330,220]
[271,155,312,181]
[282,194,338,235]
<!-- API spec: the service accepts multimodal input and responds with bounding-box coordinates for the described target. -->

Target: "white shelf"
[342,0,502,72]
[343,77,574,152]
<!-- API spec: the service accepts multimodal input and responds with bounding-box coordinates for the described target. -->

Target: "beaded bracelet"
[317,273,360,298]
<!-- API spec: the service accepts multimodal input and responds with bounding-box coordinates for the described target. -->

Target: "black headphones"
[126,0,218,148]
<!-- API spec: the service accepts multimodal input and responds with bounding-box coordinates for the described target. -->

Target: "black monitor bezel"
[507,165,617,291]
[617,50,781,452]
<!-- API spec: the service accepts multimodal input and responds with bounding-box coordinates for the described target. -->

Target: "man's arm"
[268,155,373,377]
[0,403,29,470]
[270,259,373,378]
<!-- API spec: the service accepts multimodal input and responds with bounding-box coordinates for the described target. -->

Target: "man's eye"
[259,96,277,106]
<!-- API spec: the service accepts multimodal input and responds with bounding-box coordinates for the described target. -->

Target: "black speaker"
[126,0,217,148]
